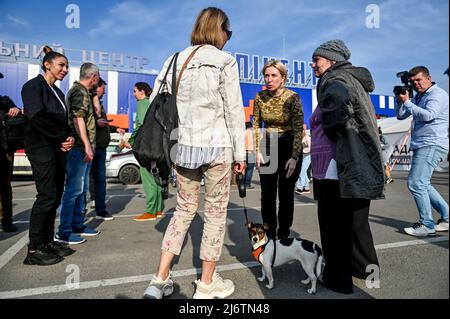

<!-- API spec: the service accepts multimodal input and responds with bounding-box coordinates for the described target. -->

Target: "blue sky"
[1,0,448,95]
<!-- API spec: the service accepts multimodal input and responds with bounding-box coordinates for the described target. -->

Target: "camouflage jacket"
[66,81,96,149]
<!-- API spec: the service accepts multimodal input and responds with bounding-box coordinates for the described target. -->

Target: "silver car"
[105,146,141,185]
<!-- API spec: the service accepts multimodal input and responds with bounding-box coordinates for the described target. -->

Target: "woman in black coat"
[21,46,75,265]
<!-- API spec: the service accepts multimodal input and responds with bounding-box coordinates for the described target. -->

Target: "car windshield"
[107,145,121,154]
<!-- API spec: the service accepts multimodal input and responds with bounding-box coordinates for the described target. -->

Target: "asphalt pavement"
[0,171,448,301]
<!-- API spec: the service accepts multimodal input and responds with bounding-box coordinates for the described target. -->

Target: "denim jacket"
[150,45,246,162]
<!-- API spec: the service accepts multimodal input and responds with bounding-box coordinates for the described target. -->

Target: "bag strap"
[158,53,179,95]
[175,45,205,94]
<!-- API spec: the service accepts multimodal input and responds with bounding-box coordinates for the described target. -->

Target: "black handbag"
[132,53,179,189]
[0,111,25,152]
[132,45,204,191]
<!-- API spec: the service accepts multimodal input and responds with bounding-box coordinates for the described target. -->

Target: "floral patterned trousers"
[161,149,232,261]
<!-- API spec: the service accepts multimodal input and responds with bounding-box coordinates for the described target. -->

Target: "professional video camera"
[393,71,414,98]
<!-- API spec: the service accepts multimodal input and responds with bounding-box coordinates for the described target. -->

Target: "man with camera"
[395,66,449,237]
[0,72,21,232]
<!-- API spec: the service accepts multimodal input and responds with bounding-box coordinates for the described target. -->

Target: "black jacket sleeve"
[320,80,352,140]
[0,95,17,112]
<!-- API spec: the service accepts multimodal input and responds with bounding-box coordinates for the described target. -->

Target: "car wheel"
[118,164,141,185]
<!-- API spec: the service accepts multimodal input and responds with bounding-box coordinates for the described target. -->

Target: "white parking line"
[11,188,265,202]
[0,203,316,273]
[0,237,447,299]
[11,203,317,224]
[375,236,448,250]
[0,233,29,271]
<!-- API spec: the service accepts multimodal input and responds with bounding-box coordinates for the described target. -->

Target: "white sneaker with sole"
[435,219,449,232]
[193,272,235,299]
[404,223,436,237]
[143,273,174,299]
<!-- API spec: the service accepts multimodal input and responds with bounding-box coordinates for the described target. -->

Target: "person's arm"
[319,80,352,140]
[252,94,265,170]
[219,56,246,167]
[127,99,147,146]
[289,94,304,160]
[395,92,412,120]
[0,96,20,117]
[73,117,93,162]
[68,90,94,161]
[402,94,448,122]
[252,95,261,155]
[304,135,311,153]
[92,95,102,118]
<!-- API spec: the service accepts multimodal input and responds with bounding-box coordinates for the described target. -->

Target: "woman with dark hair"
[128,82,164,221]
[143,7,245,299]
[21,46,75,265]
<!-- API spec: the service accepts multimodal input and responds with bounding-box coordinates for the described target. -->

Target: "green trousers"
[140,167,163,214]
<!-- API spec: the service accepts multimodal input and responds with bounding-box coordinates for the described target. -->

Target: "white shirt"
[48,85,66,112]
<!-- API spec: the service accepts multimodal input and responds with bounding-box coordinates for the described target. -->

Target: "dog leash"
[236,173,251,239]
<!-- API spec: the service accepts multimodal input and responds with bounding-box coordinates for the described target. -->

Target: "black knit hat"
[0,72,3,79]
[312,39,351,62]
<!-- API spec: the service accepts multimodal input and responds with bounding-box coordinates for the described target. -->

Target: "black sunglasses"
[225,29,232,40]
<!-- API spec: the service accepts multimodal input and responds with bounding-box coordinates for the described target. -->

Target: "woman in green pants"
[127,82,164,221]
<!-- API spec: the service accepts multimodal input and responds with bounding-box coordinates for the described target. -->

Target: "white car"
[105,147,141,185]
[13,150,32,175]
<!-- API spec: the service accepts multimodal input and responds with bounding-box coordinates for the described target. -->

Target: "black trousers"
[259,133,301,239]
[27,146,66,250]
[0,149,14,225]
[314,178,379,294]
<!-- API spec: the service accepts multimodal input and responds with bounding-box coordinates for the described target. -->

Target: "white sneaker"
[143,273,174,299]
[435,219,449,232]
[193,272,235,299]
[404,223,436,237]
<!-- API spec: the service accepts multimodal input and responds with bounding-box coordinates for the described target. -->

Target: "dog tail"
[314,244,324,278]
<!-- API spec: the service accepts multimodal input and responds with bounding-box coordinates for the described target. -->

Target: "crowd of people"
[0,6,448,299]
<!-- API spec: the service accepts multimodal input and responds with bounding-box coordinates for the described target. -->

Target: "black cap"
[0,72,4,79]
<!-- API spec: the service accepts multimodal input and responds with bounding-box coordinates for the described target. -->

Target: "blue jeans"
[296,154,311,190]
[91,148,107,214]
[58,148,92,239]
[408,145,449,229]
[245,151,256,186]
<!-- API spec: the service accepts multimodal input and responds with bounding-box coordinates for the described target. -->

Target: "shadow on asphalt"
[225,196,375,299]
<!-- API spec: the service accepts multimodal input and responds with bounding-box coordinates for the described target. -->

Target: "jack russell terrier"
[247,222,324,294]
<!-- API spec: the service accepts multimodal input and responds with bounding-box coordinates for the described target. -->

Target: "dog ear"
[246,222,253,229]
[263,223,270,231]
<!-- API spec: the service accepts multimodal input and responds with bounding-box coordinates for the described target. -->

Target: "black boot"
[47,241,76,257]
[1,222,18,232]
[23,248,64,266]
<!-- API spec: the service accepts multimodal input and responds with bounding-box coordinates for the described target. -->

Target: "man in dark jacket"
[0,72,21,232]
[88,78,125,220]
[311,40,383,294]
